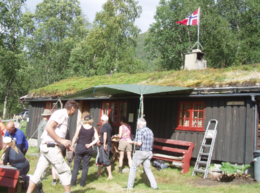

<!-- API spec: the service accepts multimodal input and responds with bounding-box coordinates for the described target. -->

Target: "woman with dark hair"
[70,114,99,187]
[118,117,132,173]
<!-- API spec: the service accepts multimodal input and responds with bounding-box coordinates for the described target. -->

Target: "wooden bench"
[152,137,194,174]
[0,166,22,193]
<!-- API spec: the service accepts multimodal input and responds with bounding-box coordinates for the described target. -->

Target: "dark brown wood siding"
[142,96,254,164]
[67,109,78,140]
[26,95,254,164]
[90,101,102,128]
[26,102,45,138]
[26,101,77,141]
[125,98,139,135]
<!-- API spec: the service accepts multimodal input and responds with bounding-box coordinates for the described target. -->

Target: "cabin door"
[79,101,90,119]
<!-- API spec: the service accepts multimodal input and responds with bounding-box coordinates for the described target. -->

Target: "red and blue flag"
[176,9,199,25]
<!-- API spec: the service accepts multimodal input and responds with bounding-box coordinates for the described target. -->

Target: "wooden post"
[141,95,144,118]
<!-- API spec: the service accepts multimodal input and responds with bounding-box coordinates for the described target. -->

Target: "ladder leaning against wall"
[192,119,218,179]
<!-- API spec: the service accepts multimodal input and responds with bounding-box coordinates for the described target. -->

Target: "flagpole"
[197,7,200,49]
[191,7,203,50]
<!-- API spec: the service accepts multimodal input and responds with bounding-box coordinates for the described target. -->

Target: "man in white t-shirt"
[27,100,79,193]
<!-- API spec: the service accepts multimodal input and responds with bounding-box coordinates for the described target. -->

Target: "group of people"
[0,121,30,188]
[0,99,158,193]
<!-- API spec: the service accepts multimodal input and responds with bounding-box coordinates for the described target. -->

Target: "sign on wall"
[128,113,134,122]
[227,101,245,106]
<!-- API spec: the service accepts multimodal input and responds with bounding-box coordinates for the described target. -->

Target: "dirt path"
[191,175,256,187]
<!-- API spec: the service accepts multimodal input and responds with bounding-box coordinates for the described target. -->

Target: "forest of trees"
[0,0,259,118]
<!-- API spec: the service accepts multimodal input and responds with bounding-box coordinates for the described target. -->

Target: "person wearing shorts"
[118,117,132,173]
[51,144,67,186]
[96,114,113,180]
[26,100,78,193]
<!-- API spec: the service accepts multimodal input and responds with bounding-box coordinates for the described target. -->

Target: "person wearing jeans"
[127,118,158,190]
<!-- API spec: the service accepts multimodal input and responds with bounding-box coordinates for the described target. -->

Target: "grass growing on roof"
[29,64,260,97]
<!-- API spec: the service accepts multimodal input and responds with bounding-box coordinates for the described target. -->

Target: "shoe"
[51,181,57,186]
[152,187,159,190]
[118,167,122,174]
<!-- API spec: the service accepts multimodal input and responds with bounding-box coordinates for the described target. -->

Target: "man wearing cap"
[96,114,113,180]
[5,122,28,155]
[37,109,52,150]
[27,100,79,193]
[126,118,158,190]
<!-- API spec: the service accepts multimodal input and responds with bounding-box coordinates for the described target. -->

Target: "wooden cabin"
[22,85,260,170]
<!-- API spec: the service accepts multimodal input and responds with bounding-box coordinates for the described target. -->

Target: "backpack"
[152,159,168,171]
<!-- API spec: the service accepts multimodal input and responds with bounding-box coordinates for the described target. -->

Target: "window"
[100,101,127,126]
[45,102,58,113]
[177,101,205,132]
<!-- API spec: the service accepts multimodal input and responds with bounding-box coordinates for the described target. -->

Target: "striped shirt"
[135,126,154,151]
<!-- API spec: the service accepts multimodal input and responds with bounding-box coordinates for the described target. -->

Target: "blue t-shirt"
[4,129,28,152]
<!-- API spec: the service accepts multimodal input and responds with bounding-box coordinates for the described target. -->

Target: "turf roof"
[29,64,260,98]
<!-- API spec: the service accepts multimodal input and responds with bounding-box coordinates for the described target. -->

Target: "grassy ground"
[20,121,27,133]
[2,147,258,193]
[1,122,260,192]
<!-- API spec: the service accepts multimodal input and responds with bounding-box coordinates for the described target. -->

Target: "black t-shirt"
[100,122,112,146]
[3,147,29,174]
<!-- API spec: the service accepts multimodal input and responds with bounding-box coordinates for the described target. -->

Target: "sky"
[24,0,161,33]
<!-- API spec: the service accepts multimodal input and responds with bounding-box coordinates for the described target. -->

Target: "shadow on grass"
[133,165,183,188]
[72,165,109,185]
[134,171,151,188]
[167,165,182,173]
[72,187,96,193]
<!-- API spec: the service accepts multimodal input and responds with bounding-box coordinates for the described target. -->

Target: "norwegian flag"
[176,8,199,25]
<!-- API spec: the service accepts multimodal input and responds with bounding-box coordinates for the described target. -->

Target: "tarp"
[64,84,193,99]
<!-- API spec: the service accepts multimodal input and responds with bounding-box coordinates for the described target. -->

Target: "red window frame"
[45,102,58,113]
[99,101,128,126]
[176,101,205,132]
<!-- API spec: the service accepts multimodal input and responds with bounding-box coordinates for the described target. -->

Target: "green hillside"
[134,32,159,71]
[134,32,148,61]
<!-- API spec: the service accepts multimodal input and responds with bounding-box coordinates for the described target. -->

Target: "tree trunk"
[3,78,13,119]
[8,101,13,119]
[178,35,184,66]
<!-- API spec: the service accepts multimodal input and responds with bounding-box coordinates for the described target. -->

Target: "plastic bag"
[152,159,168,171]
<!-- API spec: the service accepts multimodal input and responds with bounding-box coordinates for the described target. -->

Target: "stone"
[122,168,130,173]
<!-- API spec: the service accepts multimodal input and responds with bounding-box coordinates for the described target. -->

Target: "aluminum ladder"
[192,119,218,179]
